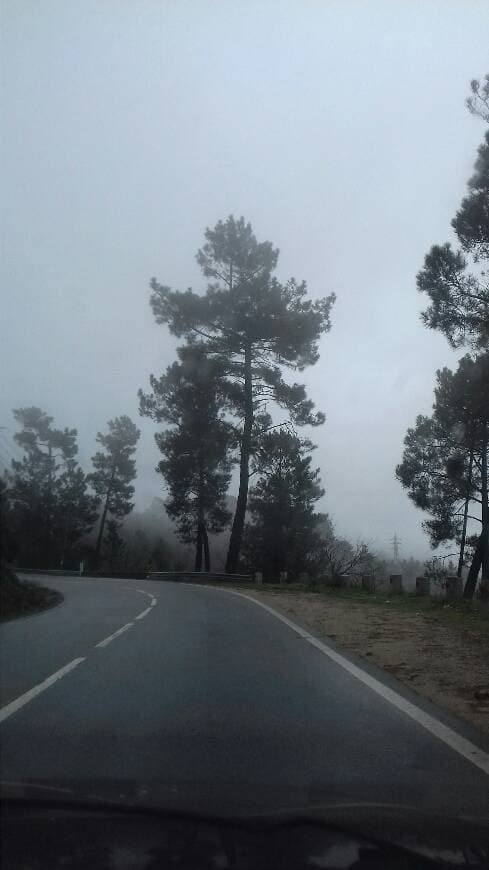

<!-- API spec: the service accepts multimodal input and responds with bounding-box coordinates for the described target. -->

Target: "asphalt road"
[1,575,489,816]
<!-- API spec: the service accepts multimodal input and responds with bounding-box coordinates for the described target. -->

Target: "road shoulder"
[195,581,489,748]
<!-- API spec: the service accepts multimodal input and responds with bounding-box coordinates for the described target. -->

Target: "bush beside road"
[0,567,63,622]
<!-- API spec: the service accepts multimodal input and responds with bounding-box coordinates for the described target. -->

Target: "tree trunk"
[463,533,484,599]
[457,449,474,578]
[203,525,210,572]
[195,457,207,572]
[44,442,53,567]
[93,467,115,569]
[462,433,488,598]
[194,524,203,572]
[226,343,253,573]
[481,428,489,580]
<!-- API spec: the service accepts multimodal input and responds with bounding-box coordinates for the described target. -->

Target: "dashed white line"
[0,589,158,724]
[135,607,152,621]
[132,587,157,608]
[0,657,85,724]
[94,622,133,648]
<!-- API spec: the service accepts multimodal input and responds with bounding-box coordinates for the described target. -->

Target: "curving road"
[1,575,489,816]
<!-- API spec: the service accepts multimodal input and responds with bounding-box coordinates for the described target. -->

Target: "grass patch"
[252,582,489,639]
[0,566,63,622]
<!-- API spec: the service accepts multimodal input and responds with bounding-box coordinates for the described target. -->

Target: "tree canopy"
[417,90,489,350]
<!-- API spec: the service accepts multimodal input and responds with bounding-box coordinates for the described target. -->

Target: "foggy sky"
[2,0,489,559]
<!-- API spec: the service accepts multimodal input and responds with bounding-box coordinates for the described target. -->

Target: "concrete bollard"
[79,560,84,576]
[445,575,463,601]
[362,575,376,592]
[389,574,403,593]
[254,571,263,586]
[415,576,430,596]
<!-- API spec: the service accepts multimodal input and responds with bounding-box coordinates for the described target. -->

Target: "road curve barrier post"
[254,571,263,586]
[279,571,288,584]
[362,575,376,592]
[445,575,463,602]
[415,576,430,596]
[389,574,403,593]
[79,561,84,576]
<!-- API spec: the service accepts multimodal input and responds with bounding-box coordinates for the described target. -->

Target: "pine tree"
[88,415,140,568]
[103,519,126,572]
[417,78,489,350]
[397,355,489,596]
[139,344,232,571]
[56,459,99,565]
[243,429,325,579]
[148,216,334,571]
[8,407,96,567]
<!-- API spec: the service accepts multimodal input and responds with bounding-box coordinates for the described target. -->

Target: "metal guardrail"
[148,571,252,583]
[16,568,82,577]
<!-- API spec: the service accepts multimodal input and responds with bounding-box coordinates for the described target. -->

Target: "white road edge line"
[0,657,85,724]
[135,607,152,621]
[213,586,489,777]
[95,622,133,648]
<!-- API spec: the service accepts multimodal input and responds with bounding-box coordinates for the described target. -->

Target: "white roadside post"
[415,576,430,596]
[389,574,403,593]
[445,575,463,602]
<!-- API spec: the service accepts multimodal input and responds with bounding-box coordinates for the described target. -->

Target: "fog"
[2,0,488,559]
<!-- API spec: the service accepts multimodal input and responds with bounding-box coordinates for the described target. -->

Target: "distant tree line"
[1,409,143,571]
[398,73,489,599]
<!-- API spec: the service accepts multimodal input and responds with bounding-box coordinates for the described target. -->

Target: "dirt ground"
[249,588,489,736]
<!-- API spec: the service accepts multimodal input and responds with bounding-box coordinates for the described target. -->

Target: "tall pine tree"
[8,407,96,567]
[139,344,233,571]
[88,415,140,568]
[243,429,325,580]
[148,216,334,571]
[397,355,489,596]
[418,76,489,350]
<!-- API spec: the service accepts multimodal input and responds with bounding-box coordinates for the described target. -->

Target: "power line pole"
[391,532,401,562]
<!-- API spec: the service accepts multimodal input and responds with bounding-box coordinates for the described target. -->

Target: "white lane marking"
[0,588,158,724]
[95,622,133,648]
[210,587,489,777]
[0,657,85,724]
[133,587,157,606]
[135,607,152,621]
[135,588,157,606]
